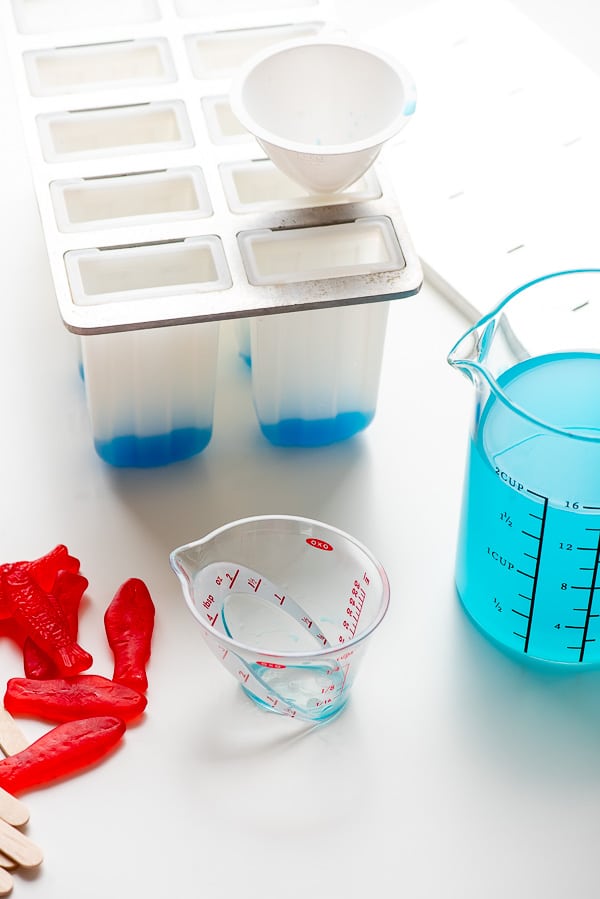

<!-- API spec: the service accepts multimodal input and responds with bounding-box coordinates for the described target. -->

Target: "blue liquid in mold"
[456,353,600,667]
[95,426,212,468]
[259,410,373,447]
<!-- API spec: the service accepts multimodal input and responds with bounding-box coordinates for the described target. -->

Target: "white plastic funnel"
[229,38,416,194]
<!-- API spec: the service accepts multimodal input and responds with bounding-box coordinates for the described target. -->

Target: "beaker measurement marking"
[576,532,600,661]
[518,492,549,653]
[583,506,600,511]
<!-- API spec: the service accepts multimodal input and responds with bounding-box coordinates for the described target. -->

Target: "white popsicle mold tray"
[3,0,423,336]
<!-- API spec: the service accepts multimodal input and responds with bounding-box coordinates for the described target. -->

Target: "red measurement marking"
[247,576,262,593]
[340,662,351,690]
[275,593,286,606]
[207,611,219,627]
[338,584,366,643]
[238,671,249,684]
[306,538,333,552]
[226,568,239,589]
[256,661,287,669]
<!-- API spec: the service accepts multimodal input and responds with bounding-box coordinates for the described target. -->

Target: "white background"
[1,1,600,897]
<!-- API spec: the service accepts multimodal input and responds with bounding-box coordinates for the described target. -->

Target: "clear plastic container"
[249,302,390,446]
[81,322,220,467]
[236,217,400,446]
[171,514,390,722]
[65,237,231,466]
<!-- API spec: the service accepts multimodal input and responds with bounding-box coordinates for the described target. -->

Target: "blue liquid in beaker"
[456,352,600,666]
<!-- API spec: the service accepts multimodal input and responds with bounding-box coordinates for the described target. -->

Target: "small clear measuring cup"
[448,269,600,666]
[170,516,389,722]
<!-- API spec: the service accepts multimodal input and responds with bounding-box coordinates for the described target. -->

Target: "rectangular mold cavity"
[201,95,252,145]
[65,237,232,306]
[185,22,323,80]
[220,158,382,213]
[176,0,317,15]
[23,39,176,97]
[11,0,160,34]
[50,168,212,232]
[37,101,194,162]
[238,217,406,286]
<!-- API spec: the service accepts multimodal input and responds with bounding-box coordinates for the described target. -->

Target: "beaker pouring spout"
[447,318,494,384]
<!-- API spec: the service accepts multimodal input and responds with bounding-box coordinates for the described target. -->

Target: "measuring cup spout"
[169,543,200,596]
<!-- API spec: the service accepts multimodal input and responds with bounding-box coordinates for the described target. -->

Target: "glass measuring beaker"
[448,270,600,667]
[170,515,390,722]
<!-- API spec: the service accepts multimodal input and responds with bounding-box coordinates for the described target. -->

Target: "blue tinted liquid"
[245,663,348,721]
[95,426,212,468]
[456,353,600,666]
[259,410,373,447]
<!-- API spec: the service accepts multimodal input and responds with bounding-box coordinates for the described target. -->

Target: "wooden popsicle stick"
[0,791,28,829]
[0,853,16,871]
[0,819,42,869]
[0,710,29,758]
[0,710,30,826]
[0,866,12,896]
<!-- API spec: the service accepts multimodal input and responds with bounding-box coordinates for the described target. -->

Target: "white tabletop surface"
[1,1,600,897]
